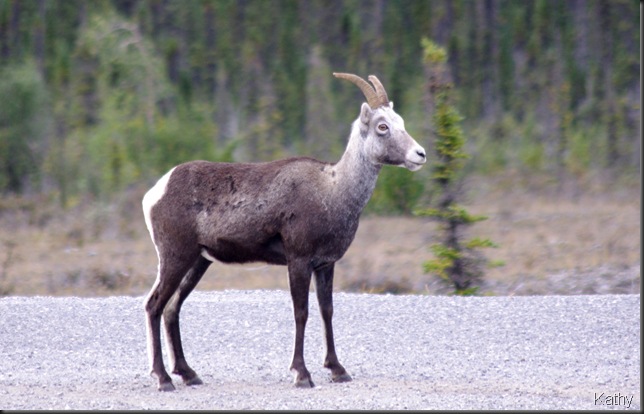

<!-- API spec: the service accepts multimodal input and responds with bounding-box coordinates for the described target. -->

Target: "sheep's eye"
[378,124,389,132]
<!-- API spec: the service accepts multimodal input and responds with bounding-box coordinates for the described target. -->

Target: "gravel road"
[0,291,640,410]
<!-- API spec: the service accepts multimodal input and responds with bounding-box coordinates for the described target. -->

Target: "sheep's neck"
[331,130,381,217]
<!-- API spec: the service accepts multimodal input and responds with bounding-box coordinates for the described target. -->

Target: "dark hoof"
[184,376,203,386]
[331,372,352,383]
[294,376,315,388]
[158,381,176,392]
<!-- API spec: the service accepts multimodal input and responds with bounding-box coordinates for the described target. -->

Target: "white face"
[361,103,427,171]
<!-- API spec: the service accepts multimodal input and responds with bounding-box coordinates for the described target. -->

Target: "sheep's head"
[334,72,427,171]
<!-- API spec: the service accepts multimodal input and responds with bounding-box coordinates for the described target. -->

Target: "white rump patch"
[142,167,176,241]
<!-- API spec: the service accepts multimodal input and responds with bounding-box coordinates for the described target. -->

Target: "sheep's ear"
[389,101,394,109]
[360,102,373,125]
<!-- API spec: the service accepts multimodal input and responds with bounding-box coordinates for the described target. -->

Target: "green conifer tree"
[415,38,501,295]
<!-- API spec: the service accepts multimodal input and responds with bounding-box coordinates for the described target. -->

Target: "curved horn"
[333,72,383,109]
[368,75,389,107]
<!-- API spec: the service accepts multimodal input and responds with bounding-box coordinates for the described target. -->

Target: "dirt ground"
[0,176,640,297]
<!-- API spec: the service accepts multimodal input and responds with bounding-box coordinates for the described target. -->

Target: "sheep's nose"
[416,149,426,160]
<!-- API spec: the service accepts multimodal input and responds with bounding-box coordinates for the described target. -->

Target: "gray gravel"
[0,290,640,410]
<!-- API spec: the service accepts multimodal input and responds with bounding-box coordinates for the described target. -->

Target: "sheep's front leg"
[287,259,314,388]
[314,264,352,383]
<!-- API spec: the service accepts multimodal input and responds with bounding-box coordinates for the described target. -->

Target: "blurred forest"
[0,0,640,213]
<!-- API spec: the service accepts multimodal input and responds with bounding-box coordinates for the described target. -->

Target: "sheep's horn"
[367,75,389,107]
[333,72,388,109]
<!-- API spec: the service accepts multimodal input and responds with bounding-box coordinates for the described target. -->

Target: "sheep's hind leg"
[145,257,194,391]
[163,255,211,386]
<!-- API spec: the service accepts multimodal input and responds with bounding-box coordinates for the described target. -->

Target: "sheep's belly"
[200,235,287,265]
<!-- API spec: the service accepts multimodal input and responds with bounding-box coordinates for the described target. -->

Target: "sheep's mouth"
[405,161,425,171]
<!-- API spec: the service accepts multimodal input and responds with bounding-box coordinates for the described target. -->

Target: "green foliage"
[39,11,237,203]
[367,167,425,215]
[465,237,498,249]
[0,61,50,193]
[415,205,487,225]
[423,244,461,279]
[421,37,448,64]
[417,39,500,295]
[0,0,639,209]
[431,103,469,184]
